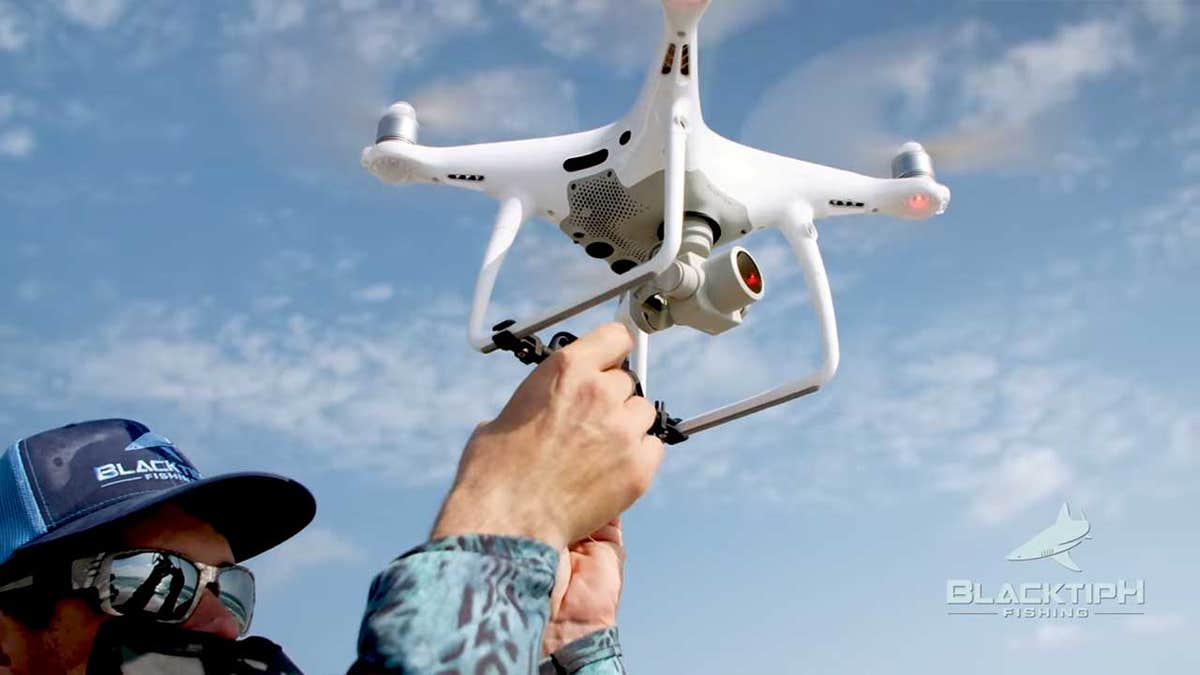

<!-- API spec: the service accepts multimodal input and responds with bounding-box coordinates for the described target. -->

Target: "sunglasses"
[69,549,256,636]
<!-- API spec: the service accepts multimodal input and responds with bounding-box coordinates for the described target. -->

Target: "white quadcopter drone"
[362,0,950,441]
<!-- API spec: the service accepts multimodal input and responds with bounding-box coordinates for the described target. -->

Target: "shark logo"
[1007,502,1092,572]
[124,432,189,468]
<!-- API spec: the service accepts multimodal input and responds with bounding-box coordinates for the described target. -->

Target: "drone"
[362,0,950,442]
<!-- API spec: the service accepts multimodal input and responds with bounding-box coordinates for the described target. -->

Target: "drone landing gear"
[491,320,689,445]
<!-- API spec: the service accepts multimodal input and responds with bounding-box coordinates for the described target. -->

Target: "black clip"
[492,320,687,445]
[492,320,577,365]
[649,401,689,445]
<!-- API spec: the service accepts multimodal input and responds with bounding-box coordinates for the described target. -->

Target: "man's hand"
[432,323,665,551]
[544,519,625,656]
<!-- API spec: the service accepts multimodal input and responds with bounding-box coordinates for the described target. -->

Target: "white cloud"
[1007,623,1088,651]
[410,67,578,142]
[1137,0,1192,36]
[3,299,517,483]
[903,352,999,386]
[0,2,28,51]
[1169,415,1199,464]
[500,0,785,67]
[0,94,37,158]
[639,242,1199,523]
[56,0,129,29]
[0,127,35,158]
[253,526,365,585]
[943,448,1072,525]
[219,0,486,167]
[1124,613,1186,635]
[1127,184,1199,268]
[232,0,307,36]
[743,16,1139,176]
[352,283,394,303]
[956,20,1134,132]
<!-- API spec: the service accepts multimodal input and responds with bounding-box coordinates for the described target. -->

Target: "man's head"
[0,419,315,675]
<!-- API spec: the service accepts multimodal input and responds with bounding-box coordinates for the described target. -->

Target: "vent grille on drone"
[562,171,652,262]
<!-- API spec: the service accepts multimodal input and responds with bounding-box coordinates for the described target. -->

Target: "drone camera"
[703,246,763,314]
[638,243,764,336]
[377,101,419,144]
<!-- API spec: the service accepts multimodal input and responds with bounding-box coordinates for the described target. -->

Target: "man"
[0,417,316,673]
[350,322,660,674]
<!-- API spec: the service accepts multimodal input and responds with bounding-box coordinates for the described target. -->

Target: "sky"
[1,0,1198,673]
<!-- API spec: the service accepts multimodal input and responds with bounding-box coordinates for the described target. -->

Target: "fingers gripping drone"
[362,0,950,439]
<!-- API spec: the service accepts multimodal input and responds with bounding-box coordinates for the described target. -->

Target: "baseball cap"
[0,419,315,570]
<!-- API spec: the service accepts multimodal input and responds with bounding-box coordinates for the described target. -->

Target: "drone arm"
[676,204,839,435]
[802,166,950,221]
[365,128,611,197]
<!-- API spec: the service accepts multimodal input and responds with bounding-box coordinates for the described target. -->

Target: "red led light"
[908,193,929,211]
[736,250,763,294]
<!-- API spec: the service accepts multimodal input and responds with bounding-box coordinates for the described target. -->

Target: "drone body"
[363,0,950,436]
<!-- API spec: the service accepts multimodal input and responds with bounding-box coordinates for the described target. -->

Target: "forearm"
[349,535,558,674]
[540,627,626,675]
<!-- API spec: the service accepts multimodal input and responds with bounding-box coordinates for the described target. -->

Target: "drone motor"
[376,101,419,144]
[891,141,935,179]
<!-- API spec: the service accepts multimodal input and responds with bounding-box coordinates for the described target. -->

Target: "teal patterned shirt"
[348,535,625,674]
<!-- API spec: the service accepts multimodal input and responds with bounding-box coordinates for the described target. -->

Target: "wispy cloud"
[253,526,366,585]
[352,283,394,304]
[0,127,33,157]
[218,0,486,166]
[55,0,129,30]
[645,245,1199,524]
[1124,612,1186,636]
[941,448,1072,524]
[7,301,513,483]
[742,10,1157,177]
[500,0,785,68]
[0,92,34,158]
[0,1,28,51]
[1007,623,1088,651]
[1126,184,1200,269]
[410,67,578,143]
[1136,0,1193,36]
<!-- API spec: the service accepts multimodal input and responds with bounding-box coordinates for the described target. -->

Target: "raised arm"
[349,324,660,674]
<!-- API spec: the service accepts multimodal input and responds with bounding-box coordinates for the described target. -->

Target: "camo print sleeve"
[349,535,559,674]
[538,627,625,675]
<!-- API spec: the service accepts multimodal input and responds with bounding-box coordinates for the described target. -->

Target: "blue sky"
[1,0,1198,673]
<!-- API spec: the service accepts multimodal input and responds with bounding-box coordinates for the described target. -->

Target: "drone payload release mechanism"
[363,0,950,442]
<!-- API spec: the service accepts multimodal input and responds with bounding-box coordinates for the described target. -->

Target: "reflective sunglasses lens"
[108,552,199,622]
[215,566,255,634]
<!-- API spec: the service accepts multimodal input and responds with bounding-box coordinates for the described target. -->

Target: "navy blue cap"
[0,419,315,569]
